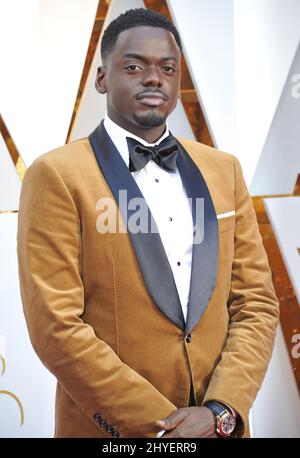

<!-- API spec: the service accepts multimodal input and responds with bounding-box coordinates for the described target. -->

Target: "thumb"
[155,419,173,430]
[156,410,187,430]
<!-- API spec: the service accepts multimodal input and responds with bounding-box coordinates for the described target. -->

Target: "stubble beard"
[133,111,167,128]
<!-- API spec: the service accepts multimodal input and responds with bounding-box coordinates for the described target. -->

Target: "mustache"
[135,89,169,101]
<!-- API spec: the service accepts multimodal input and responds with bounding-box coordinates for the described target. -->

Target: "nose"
[142,65,162,87]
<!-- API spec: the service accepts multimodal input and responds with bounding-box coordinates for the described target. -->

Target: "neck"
[134,127,166,143]
[107,113,166,143]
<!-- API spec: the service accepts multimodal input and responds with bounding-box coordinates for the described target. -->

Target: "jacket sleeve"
[202,155,280,436]
[17,158,177,438]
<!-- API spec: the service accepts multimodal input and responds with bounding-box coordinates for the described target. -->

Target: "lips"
[136,92,168,107]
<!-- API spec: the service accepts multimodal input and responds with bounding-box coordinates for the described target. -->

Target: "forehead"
[111,26,180,60]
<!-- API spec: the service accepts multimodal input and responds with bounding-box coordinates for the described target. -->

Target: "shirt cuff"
[155,429,166,438]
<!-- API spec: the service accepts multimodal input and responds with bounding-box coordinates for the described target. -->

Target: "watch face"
[219,413,236,436]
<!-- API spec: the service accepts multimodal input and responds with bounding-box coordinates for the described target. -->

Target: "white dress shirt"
[103,115,193,321]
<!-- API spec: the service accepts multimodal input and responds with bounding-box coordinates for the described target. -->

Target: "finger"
[156,409,188,429]
[155,420,173,430]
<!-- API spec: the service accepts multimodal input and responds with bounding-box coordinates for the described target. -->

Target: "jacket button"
[112,431,120,438]
[94,413,102,422]
[185,333,192,343]
[100,419,107,428]
[106,425,114,433]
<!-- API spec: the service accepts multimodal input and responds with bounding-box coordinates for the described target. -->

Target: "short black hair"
[101,8,182,62]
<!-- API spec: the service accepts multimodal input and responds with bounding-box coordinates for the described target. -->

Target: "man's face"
[96,26,181,134]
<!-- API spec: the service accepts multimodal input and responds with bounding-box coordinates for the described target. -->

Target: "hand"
[155,406,217,438]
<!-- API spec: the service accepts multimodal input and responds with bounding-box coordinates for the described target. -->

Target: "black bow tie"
[126,134,179,173]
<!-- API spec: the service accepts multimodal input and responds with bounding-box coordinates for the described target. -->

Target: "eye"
[125,64,143,72]
[162,65,176,73]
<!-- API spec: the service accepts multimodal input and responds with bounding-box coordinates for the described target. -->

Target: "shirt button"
[177,261,181,266]
[169,217,173,221]
[185,333,192,343]
[155,178,159,183]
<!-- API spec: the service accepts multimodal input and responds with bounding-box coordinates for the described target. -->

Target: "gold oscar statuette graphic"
[0,354,25,426]
[0,354,6,375]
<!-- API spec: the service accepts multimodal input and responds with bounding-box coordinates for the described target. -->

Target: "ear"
[95,66,107,94]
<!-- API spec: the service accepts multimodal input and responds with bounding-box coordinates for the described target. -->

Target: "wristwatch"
[204,401,236,438]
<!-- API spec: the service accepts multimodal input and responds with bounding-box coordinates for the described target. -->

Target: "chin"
[133,111,167,128]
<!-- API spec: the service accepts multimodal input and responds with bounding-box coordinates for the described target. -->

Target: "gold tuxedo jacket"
[17,123,279,438]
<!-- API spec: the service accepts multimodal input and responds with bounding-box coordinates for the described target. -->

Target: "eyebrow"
[122,53,178,63]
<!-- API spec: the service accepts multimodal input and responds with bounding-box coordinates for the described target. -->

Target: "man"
[17,8,279,438]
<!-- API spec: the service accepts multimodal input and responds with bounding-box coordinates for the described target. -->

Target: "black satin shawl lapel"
[89,122,185,330]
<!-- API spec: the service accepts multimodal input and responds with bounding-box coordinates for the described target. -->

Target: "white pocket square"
[216,210,235,219]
